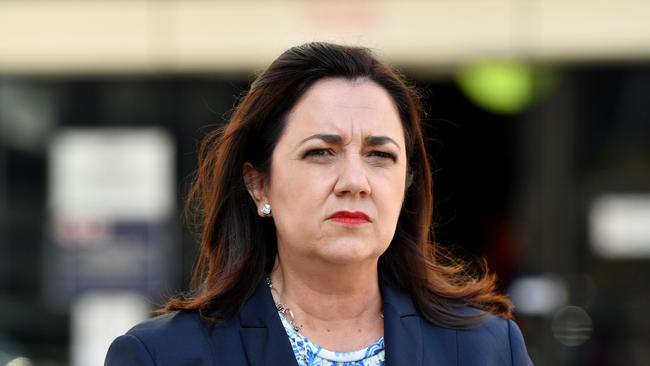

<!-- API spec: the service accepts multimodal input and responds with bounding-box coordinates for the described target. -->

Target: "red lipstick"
[328,211,371,225]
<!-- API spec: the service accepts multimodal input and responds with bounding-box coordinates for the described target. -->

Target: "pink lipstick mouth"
[328,211,372,225]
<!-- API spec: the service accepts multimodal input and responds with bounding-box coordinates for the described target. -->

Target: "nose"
[333,153,371,197]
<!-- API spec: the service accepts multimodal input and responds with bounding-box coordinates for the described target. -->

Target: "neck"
[269,255,383,323]
[268,252,385,352]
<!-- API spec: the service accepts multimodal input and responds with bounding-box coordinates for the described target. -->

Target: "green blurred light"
[457,60,533,115]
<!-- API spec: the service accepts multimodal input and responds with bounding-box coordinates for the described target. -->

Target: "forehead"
[281,78,404,144]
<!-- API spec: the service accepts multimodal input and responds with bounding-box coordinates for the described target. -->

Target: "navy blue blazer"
[106,280,533,365]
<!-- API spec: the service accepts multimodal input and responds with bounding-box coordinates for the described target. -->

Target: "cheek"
[375,164,407,196]
[269,175,334,253]
[268,163,333,225]
[373,170,406,224]
[376,184,404,221]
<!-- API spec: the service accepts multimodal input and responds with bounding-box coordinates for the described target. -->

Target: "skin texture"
[244,77,407,351]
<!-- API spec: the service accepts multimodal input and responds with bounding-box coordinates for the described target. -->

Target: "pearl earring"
[260,203,272,216]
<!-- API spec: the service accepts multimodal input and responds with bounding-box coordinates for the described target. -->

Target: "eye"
[368,150,398,162]
[303,148,334,158]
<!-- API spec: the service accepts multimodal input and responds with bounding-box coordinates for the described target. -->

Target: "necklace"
[266,276,303,333]
[267,276,311,364]
[266,276,386,365]
[265,276,384,334]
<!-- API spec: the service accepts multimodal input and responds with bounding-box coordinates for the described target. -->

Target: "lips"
[328,211,371,225]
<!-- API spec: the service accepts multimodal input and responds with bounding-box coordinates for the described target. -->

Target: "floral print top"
[279,313,385,366]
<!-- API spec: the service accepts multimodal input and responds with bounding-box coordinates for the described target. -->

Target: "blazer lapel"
[239,279,458,366]
[382,283,459,366]
[382,284,424,366]
[239,280,299,366]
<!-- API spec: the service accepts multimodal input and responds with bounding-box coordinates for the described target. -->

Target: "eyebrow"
[296,133,401,151]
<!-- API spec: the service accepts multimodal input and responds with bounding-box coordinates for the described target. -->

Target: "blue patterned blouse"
[279,313,385,366]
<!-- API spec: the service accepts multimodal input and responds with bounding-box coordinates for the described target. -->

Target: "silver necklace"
[266,276,385,365]
[265,276,384,333]
[266,276,303,334]
[266,276,312,364]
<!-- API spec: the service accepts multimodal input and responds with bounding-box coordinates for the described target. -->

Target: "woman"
[106,42,533,365]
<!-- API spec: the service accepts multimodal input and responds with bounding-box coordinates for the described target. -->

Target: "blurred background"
[1,0,649,365]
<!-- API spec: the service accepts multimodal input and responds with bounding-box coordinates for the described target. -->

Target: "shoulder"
[454,309,533,365]
[418,307,533,365]
[105,311,230,365]
[126,310,211,342]
[381,281,532,364]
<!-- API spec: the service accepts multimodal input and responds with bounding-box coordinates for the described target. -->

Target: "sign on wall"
[45,128,177,310]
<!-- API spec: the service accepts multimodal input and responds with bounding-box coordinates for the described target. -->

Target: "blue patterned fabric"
[279,313,385,366]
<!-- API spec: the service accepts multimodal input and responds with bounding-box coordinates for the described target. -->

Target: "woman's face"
[262,77,408,266]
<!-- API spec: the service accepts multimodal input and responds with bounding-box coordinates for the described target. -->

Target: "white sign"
[49,128,174,221]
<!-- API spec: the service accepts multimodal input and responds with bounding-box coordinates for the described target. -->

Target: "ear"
[243,162,268,207]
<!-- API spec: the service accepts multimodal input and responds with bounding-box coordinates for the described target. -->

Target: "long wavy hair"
[160,42,513,328]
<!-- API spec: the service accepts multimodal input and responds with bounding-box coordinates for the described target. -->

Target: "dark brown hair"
[161,42,513,328]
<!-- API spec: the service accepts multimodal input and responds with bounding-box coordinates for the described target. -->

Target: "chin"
[316,240,386,265]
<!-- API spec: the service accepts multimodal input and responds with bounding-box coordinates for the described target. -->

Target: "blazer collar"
[381,284,423,366]
[239,279,299,366]
[238,278,424,366]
